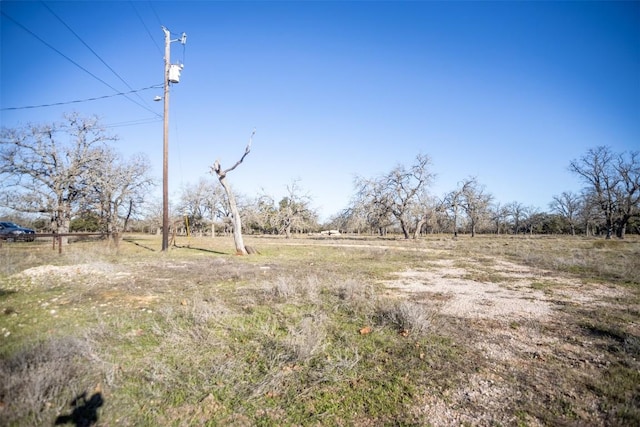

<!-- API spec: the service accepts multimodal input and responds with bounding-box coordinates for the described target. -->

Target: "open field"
[1,234,639,426]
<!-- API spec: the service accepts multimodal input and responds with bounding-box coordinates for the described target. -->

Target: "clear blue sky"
[2,1,639,221]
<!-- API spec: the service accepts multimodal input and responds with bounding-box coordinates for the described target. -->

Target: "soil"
[10,251,637,426]
[381,257,634,426]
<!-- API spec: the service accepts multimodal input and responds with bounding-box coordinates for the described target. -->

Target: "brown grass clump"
[0,336,102,425]
[374,299,436,335]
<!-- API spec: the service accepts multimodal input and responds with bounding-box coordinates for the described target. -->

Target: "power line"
[1,84,163,111]
[105,117,162,128]
[41,1,156,112]
[129,1,163,56]
[147,1,163,28]
[144,1,184,68]
[0,10,162,118]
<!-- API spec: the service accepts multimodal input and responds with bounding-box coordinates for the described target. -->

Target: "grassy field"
[1,234,639,426]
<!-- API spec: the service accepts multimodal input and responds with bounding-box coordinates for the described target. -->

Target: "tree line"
[331,148,639,239]
[1,115,638,244]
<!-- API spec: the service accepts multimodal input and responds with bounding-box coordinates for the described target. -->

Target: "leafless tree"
[326,208,352,234]
[178,178,227,236]
[442,188,463,237]
[410,191,437,239]
[444,177,492,237]
[352,176,393,235]
[506,201,527,234]
[355,154,434,239]
[244,193,279,234]
[570,146,639,239]
[386,154,435,239]
[0,113,116,243]
[490,202,509,235]
[578,191,603,237]
[211,130,255,255]
[276,180,316,238]
[549,191,583,236]
[612,150,640,238]
[459,177,493,237]
[328,205,370,235]
[90,148,153,242]
[522,205,541,235]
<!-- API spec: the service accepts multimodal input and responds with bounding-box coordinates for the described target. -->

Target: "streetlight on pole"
[160,27,186,252]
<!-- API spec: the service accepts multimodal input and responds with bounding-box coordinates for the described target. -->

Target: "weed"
[0,336,102,425]
[374,299,435,335]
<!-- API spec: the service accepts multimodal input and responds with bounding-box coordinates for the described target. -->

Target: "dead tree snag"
[211,129,256,255]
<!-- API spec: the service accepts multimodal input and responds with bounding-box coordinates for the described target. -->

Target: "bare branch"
[209,128,256,255]
[213,129,256,176]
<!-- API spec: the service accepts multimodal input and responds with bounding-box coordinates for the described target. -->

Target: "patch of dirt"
[382,258,625,320]
[13,263,121,281]
[8,259,274,310]
[384,257,633,426]
[97,291,159,306]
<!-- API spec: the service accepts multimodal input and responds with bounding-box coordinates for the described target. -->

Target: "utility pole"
[162,26,170,251]
[161,27,186,252]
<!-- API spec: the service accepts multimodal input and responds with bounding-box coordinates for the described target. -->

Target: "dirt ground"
[381,257,635,426]
[8,241,639,426]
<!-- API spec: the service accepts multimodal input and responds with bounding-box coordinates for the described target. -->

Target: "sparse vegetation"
[0,234,638,426]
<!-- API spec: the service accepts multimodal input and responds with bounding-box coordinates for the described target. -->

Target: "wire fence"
[0,233,110,253]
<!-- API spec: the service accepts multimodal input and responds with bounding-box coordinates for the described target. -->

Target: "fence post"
[58,235,62,254]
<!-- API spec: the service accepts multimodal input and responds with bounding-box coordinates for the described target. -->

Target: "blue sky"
[1,1,639,221]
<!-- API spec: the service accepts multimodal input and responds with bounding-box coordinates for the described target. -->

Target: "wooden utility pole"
[159,27,186,251]
[162,26,170,251]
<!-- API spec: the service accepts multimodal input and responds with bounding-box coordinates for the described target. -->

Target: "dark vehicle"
[0,221,36,242]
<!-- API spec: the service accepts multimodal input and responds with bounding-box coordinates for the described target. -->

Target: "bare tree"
[612,150,640,238]
[580,193,598,236]
[490,202,509,235]
[431,199,450,234]
[244,193,279,234]
[506,201,526,234]
[570,147,640,239]
[90,148,153,242]
[442,189,463,237]
[411,191,437,239]
[522,205,541,235]
[211,130,255,255]
[329,205,370,235]
[459,177,493,237]
[443,177,493,237]
[386,154,435,239]
[0,113,116,244]
[178,178,226,236]
[570,147,619,238]
[355,154,434,239]
[276,180,316,238]
[352,176,394,235]
[549,191,583,236]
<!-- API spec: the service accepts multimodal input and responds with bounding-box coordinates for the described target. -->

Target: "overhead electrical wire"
[1,84,163,111]
[105,117,162,128]
[41,1,157,112]
[147,1,163,29]
[129,1,163,56]
[142,3,187,70]
[0,10,162,118]
[134,2,186,72]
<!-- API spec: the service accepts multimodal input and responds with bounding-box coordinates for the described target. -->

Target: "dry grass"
[0,336,102,426]
[0,233,638,426]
